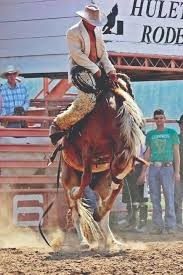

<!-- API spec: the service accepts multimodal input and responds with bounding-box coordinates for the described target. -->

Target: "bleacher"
[0,93,76,229]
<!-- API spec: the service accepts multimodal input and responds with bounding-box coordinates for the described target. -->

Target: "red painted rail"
[0,160,58,168]
[0,144,53,152]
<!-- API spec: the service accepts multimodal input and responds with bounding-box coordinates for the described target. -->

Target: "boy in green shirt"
[139,109,180,234]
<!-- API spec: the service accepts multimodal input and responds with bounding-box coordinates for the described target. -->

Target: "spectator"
[0,65,29,128]
[122,147,148,233]
[139,109,180,234]
[175,114,183,230]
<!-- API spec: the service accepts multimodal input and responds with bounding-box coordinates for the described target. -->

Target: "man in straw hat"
[0,65,29,127]
[49,4,117,144]
[175,114,183,230]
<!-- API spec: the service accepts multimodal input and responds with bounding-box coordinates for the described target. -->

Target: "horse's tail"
[76,198,104,243]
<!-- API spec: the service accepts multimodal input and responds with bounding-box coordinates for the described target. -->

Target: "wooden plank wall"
[0,123,68,229]
[0,0,88,74]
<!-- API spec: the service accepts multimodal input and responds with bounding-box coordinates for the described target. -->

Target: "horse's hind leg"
[65,190,91,250]
[71,207,90,250]
[99,212,122,249]
[61,159,90,250]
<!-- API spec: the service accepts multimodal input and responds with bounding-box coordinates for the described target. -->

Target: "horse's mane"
[115,82,145,160]
[100,73,145,160]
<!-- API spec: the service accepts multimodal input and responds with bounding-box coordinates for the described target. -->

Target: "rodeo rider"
[49,4,117,145]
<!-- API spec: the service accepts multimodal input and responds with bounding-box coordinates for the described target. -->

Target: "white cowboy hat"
[76,4,107,27]
[1,65,20,79]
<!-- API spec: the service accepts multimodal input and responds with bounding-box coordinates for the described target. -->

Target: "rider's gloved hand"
[108,71,118,82]
[107,71,118,89]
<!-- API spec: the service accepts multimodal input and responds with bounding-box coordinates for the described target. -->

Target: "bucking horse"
[47,70,146,251]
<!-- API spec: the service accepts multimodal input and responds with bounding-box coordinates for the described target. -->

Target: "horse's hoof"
[106,239,123,251]
[80,240,90,251]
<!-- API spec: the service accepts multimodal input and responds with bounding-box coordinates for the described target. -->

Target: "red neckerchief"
[83,20,98,63]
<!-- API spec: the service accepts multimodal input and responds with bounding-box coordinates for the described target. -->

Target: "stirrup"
[49,122,67,145]
[49,131,66,145]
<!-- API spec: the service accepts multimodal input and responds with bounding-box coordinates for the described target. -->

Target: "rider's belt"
[150,161,173,167]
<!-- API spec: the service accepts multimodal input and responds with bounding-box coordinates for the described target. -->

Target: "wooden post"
[43,78,49,127]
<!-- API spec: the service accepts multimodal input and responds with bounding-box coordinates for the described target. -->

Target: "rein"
[39,143,64,247]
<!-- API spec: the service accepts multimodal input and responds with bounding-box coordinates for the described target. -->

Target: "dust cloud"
[0,196,65,251]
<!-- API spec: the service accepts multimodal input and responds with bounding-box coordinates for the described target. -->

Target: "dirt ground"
[0,226,183,275]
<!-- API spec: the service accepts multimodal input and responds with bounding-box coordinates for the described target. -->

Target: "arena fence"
[0,116,179,230]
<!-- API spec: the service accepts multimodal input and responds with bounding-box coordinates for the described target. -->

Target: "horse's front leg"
[93,173,123,249]
[71,144,92,200]
[94,182,123,221]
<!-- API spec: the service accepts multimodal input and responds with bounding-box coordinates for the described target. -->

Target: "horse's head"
[115,73,134,98]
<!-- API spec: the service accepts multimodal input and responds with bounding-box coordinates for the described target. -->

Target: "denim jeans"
[6,121,22,128]
[148,165,176,229]
[174,180,183,224]
[83,186,97,211]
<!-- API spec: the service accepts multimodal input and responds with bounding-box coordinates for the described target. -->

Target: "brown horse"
[60,75,145,250]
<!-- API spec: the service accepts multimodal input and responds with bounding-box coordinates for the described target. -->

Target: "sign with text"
[0,0,182,75]
[1,191,68,229]
[97,0,183,56]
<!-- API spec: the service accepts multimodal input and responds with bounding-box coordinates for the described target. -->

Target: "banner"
[97,0,183,56]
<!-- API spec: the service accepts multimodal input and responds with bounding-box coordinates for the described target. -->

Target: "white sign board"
[0,0,182,74]
[97,0,183,56]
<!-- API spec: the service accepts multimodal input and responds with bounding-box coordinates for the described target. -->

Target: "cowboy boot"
[49,122,67,145]
[138,204,148,230]
[126,203,138,230]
